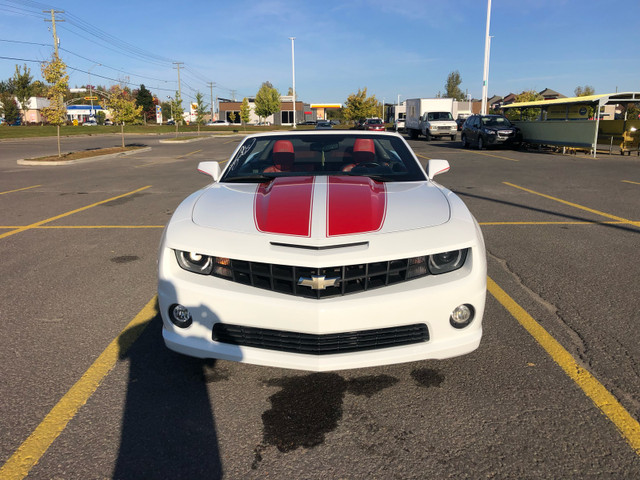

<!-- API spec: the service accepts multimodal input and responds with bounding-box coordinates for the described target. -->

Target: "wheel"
[409,129,418,140]
[462,134,469,148]
[450,135,456,141]
[424,131,431,141]
[477,136,484,150]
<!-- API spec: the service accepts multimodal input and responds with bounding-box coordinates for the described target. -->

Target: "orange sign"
[84,96,98,101]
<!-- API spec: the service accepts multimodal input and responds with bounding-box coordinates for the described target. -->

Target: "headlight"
[175,250,214,275]
[427,249,468,275]
[483,128,496,135]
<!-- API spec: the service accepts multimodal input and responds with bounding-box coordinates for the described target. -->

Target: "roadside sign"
[84,96,98,101]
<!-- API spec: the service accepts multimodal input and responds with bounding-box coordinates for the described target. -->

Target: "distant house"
[538,88,566,100]
[501,93,517,106]
[14,96,51,124]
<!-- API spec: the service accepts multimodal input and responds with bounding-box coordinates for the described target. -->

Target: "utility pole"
[44,9,64,57]
[481,0,492,115]
[231,90,237,102]
[289,37,296,128]
[173,62,184,100]
[207,82,215,121]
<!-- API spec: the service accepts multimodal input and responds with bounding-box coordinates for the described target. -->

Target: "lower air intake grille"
[212,323,429,355]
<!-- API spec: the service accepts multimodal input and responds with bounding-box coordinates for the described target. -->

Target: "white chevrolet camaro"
[158,131,486,371]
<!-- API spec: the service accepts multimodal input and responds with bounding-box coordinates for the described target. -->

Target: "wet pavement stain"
[252,372,398,469]
[111,255,140,264]
[410,368,445,388]
[100,192,147,207]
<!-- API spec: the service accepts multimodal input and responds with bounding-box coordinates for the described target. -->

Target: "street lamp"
[289,37,296,128]
[481,0,492,115]
[88,63,101,119]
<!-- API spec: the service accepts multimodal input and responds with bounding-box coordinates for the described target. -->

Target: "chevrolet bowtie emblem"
[298,275,340,290]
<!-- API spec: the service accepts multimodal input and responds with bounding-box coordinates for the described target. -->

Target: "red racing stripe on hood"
[327,176,386,236]
[254,176,314,236]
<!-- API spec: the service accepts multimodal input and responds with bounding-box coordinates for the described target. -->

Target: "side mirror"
[197,161,221,182]
[426,159,450,179]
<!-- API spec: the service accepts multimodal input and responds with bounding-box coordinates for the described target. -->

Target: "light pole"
[481,0,492,115]
[396,95,401,131]
[88,63,101,119]
[289,37,296,128]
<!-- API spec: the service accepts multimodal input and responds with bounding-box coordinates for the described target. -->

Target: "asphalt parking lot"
[1,132,639,479]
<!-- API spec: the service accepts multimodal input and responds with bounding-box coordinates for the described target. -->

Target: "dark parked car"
[455,116,468,131]
[461,114,521,149]
[297,120,317,126]
[315,120,332,129]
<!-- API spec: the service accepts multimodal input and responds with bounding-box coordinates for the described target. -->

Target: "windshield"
[221,134,427,183]
[367,119,383,125]
[427,112,454,121]
[482,116,512,127]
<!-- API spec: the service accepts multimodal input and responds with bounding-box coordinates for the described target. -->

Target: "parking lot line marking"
[0,296,158,480]
[177,149,202,159]
[622,180,640,185]
[0,185,42,195]
[415,153,432,160]
[467,150,519,162]
[0,186,152,241]
[504,182,639,226]
[479,221,630,226]
[487,277,640,455]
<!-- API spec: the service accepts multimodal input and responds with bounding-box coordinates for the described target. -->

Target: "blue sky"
[1,0,639,106]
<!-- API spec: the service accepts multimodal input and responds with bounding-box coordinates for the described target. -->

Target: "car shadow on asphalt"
[114,306,224,479]
[455,190,640,234]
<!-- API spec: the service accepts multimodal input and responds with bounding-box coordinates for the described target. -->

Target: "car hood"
[191,176,450,238]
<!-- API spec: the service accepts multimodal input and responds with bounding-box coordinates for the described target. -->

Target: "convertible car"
[158,131,486,371]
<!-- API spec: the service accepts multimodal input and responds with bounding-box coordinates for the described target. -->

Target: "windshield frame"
[220,132,427,183]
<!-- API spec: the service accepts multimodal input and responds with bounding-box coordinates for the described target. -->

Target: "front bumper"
[158,247,486,371]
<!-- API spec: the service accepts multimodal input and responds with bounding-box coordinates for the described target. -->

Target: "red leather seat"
[264,140,295,172]
[342,138,375,172]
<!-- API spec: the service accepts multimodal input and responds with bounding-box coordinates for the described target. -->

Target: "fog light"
[169,304,192,328]
[450,304,474,329]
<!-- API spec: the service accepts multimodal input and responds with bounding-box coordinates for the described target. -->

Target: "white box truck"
[405,98,458,141]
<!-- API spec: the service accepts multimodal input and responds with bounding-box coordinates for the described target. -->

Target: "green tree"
[254,81,280,122]
[40,53,69,156]
[108,85,143,147]
[0,93,21,124]
[574,85,595,97]
[229,111,237,124]
[505,89,544,121]
[135,84,155,123]
[194,91,208,135]
[169,92,184,136]
[444,70,465,101]
[95,110,106,125]
[0,79,15,94]
[240,97,251,129]
[343,88,380,123]
[13,64,33,124]
[160,100,172,121]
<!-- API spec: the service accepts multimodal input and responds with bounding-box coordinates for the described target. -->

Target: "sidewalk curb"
[17,147,152,166]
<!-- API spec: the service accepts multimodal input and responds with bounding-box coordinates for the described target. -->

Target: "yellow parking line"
[479,221,630,226]
[504,182,639,226]
[622,180,640,185]
[0,296,158,480]
[0,186,152,240]
[488,277,640,455]
[467,150,519,162]
[415,153,432,161]
[0,225,165,229]
[177,149,202,159]
[0,185,42,195]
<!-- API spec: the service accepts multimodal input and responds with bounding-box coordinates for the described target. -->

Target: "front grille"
[212,257,427,299]
[212,323,429,355]
[497,130,514,138]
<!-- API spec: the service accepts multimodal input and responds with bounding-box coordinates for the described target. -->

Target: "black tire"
[424,131,431,141]
[450,135,456,141]
[409,129,418,140]
[462,134,469,148]
[477,136,484,150]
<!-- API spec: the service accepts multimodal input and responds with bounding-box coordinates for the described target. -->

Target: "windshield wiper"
[223,174,275,183]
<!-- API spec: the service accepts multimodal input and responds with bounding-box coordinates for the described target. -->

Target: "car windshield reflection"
[221,134,427,183]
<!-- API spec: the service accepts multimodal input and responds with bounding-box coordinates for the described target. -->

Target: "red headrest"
[353,138,375,154]
[270,140,295,171]
[274,140,294,154]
